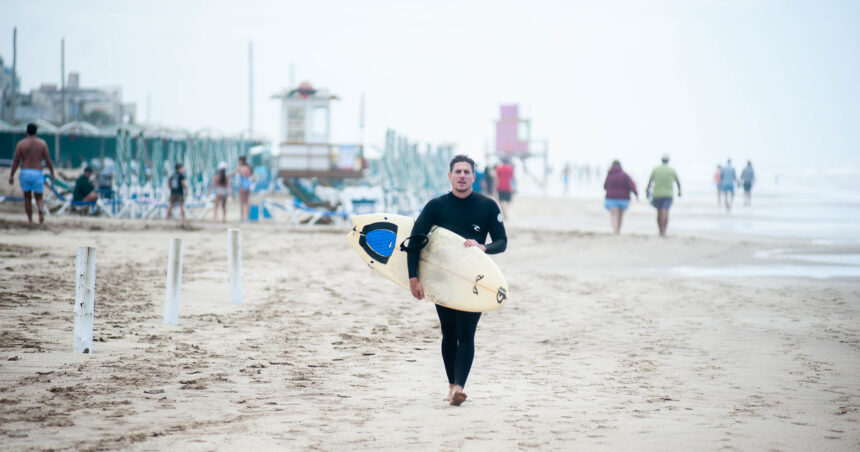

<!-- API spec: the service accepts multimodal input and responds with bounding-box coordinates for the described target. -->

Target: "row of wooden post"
[73,229,243,354]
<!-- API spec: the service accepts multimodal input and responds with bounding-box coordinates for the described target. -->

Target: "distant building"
[0,57,15,92]
[0,61,135,126]
[0,56,20,122]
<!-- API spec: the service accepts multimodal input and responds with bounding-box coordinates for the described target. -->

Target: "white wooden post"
[163,238,183,325]
[228,229,242,305]
[74,246,96,354]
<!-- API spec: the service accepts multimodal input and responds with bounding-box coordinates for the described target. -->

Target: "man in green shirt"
[646,155,681,237]
[72,167,99,203]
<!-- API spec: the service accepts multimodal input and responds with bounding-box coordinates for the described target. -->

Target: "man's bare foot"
[450,391,467,406]
[38,213,45,224]
[443,385,454,401]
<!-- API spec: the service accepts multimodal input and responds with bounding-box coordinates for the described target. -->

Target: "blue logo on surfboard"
[365,229,396,258]
[358,222,398,264]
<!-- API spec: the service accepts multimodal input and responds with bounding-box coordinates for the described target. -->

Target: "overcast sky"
[3,0,859,172]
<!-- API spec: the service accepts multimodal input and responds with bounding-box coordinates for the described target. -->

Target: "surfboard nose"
[346,215,362,244]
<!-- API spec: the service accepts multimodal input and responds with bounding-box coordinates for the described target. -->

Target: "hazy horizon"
[3,0,859,171]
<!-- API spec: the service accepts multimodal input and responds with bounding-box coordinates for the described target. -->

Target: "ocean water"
[669,264,859,279]
[535,166,860,242]
[666,174,860,280]
[672,188,860,242]
[529,165,860,279]
[754,249,860,266]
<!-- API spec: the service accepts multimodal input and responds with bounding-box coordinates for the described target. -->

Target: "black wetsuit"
[408,191,507,388]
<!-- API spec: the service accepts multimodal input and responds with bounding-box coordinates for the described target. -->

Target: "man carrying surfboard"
[408,155,508,406]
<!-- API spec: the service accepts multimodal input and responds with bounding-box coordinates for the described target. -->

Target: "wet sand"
[0,198,858,451]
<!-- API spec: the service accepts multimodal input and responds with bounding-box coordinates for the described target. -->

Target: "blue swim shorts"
[604,198,630,211]
[19,169,45,194]
[721,183,735,193]
[652,197,673,210]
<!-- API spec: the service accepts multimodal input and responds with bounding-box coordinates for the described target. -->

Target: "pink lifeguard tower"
[493,104,549,186]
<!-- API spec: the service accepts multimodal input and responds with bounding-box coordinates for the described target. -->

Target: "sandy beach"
[1,196,858,451]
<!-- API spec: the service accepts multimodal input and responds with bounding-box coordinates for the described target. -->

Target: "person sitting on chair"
[72,167,99,205]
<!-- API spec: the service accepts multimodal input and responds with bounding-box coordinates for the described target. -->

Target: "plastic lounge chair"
[184,198,212,220]
[0,195,50,217]
[260,198,293,224]
[290,198,348,225]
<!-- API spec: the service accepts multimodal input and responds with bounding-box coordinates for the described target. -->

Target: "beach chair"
[259,197,345,226]
[260,198,294,223]
[44,181,99,216]
[136,197,166,219]
[184,198,212,221]
[0,196,26,207]
[0,196,47,221]
[289,198,349,225]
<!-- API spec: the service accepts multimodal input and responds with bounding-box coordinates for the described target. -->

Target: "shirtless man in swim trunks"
[8,123,55,224]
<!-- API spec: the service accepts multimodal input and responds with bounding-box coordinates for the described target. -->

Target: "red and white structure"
[271,82,364,179]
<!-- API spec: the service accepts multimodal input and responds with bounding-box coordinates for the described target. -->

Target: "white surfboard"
[346,213,509,312]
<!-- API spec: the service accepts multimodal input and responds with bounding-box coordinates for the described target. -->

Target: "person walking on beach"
[472,166,484,194]
[208,162,231,222]
[232,156,253,221]
[720,158,738,212]
[165,163,188,221]
[562,163,571,195]
[97,164,114,200]
[495,158,515,219]
[483,164,495,197]
[740,160,755,206]
[408,154,507,406]
[714,164,723,206]
[8,123,55,224]
[603,160,639,234]
[646,154,681,237]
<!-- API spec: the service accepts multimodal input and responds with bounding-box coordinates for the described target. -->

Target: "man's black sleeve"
[485,238,506,254]
[484,201,507,255]
[407,201,437,278]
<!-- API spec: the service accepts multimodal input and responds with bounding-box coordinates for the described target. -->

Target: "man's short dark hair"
[175,163,183,171]
[26,123,37,136]
[449,154,475,172]
[83,166,94,174]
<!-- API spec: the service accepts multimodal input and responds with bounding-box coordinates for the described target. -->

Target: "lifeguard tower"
[493,104,549,187]
[271,82,364,179]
